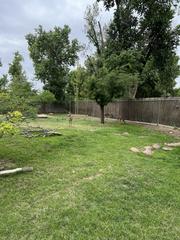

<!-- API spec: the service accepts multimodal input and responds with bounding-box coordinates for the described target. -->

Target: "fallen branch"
[165,142,180,147]
[21,127,62,138]
[0,167,33,176]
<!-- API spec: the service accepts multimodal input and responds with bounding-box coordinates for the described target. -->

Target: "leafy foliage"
[98,0,180,97]
[85,3,105,55]
[174,87,180,96]
[0,111,23,137]
[0,92,11,113]
[85,54,138,123]
[0,122,17,137]
[7,52,38,117]
[66,66,88,100]
[85,4,136,123]
[84,3,141,122]
[37,90,55,105]
[26,25,80,101]
[6,111,23,123]
[0,74,8,91]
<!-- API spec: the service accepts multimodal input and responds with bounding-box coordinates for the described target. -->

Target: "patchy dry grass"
[0,115,179,240]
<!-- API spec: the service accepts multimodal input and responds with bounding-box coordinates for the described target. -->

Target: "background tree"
[26,25,80,102]
[0,74,8,91]
[0,92,11,114]
[84,2,137,123]
[66,66,88,101]
[98,0,180,97]
[174,87,180,96]
[37,90,55,113]
[38,90,55,105]
[85,3,105,55]
[85,3,111,123]
[0,60,8,92]
[8,52,37,117]
[86,55,130,123]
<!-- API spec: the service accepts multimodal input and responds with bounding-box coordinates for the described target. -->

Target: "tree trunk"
[100,105,105,124]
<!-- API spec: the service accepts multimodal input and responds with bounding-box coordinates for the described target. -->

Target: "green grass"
[0,115,180,240]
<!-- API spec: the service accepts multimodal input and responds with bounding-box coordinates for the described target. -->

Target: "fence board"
[40,97,180,127]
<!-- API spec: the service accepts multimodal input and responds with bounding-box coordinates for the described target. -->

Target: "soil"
[125,120,180,138]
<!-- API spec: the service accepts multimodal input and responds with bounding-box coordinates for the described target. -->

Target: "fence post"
[157,98,161,126]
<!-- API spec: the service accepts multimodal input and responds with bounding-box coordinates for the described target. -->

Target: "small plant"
[6,111,23,123]
[0,111,23,137]
[0,122,18,137]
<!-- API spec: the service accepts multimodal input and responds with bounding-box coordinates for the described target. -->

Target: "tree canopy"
[67,66,88,101]
[5,52,37,117]
[26,25,81,101]
[98,0,180,97]
[84,2,141,123]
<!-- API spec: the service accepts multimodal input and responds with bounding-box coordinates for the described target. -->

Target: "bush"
[0,122,18,137]
[0,111,23,137]
[6,111,23,123]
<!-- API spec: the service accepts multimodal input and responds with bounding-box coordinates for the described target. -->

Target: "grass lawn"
[0,115,180,240]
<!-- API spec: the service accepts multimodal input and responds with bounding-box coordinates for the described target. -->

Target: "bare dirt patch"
[83,173,102,181]
[126,120,180,138]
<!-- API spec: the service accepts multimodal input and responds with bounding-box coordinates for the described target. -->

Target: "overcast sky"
[0,0,179,89]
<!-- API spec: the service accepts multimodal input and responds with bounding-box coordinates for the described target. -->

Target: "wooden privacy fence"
[74,98,180,127]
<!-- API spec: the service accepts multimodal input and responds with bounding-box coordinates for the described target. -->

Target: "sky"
[0,0,179,90]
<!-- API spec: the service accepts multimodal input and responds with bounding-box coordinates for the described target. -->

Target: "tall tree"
[66,66,88,101]
[85,3,109,123]
[105,1,138,54]
[0,60,8,91]
[8,52,33,97]
[135,0,180,97]
[8,52,37,116]
[85,55,131,123]
[0,75,8,91]
[98,0,180,97]
[85,3,105,55]
[84,2,137,123]
[26,25,80,101]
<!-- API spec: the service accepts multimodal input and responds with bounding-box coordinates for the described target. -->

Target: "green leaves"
[66,66,88,100]
[0,74,8,91]
[37,90,55,104]
[0,111,23,137]
[99,0,180,97]
[2,52,38,117]
[26,25,80,101]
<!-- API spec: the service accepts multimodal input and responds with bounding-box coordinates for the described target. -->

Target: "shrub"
[6,111,23,123]
[0,122,18,137]
[0,111,23,137]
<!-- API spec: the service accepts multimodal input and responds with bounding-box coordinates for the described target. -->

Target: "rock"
[122,132,129,136]
[130,147,140,153]
[162,147,173,151]
[165,142,180,147]
[37,114,48,118]
[142,146,153,155]
[169,131,174,134]
[152,143,161,149]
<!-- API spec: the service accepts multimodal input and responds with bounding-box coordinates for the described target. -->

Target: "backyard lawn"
[0,115,179,240]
